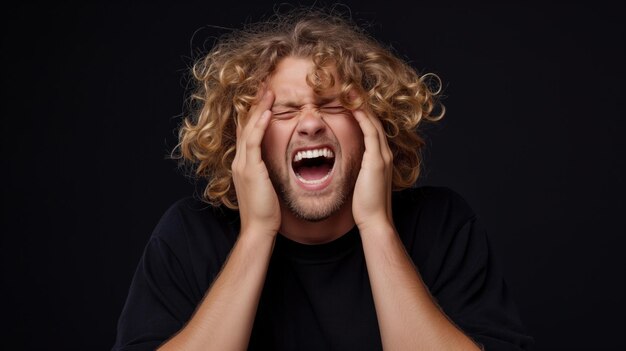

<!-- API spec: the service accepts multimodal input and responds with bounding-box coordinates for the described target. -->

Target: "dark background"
[2,2,624,350]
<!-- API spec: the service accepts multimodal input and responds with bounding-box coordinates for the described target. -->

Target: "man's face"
[261,56,364,222]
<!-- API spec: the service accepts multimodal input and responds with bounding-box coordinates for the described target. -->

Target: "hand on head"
[351,107,394,233]
[231,90,281,237]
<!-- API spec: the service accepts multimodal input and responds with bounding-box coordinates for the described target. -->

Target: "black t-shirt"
[112,186,533,350]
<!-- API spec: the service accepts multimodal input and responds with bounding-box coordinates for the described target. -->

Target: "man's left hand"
[351,107,394,233]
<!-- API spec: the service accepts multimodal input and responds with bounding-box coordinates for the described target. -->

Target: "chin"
[286,194,346,222]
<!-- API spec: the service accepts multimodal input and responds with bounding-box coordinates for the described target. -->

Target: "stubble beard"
[267,155,361,222]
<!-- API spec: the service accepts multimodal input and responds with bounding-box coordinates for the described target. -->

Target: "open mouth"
[291,147,335,184]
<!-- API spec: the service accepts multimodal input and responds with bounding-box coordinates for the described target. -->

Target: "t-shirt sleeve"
[400,187,534,350]
[111,203,207,351]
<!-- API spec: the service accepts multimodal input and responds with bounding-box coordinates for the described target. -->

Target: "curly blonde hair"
[172,8,444,209]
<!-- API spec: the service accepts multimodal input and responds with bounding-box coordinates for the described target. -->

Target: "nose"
[296,108,326,137]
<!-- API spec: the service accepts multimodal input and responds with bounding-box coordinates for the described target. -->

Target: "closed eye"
[272,110,299,119]
[319,106,348,114]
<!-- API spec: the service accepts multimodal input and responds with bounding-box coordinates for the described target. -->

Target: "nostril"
[296,116,326,136]
[298,126,325,136]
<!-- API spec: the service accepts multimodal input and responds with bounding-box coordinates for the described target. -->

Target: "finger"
[245,109,273,164]
[243,91,274,164]
[347,90,390,164]
[242,86,267,125]
[241,90,274,140]
[236,115,243,139]
[348,88,362,106]
[245,89,274,127]
[257,89,275,116]
[368,112,393,166]
[232,117,244,170]
[353,109,382,160]
[235,114,244,153]
[372,121,393,203]
[238,90,275,165]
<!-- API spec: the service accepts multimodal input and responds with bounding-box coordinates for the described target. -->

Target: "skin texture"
[158,56,482,351]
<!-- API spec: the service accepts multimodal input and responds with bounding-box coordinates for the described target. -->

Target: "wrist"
[239,225,278,242]
[356,218,395,239]
[235,228,277,262]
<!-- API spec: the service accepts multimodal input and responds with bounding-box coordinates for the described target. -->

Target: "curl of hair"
[172,8,444,209]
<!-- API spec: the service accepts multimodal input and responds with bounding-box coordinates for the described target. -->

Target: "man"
[113,9,532,351]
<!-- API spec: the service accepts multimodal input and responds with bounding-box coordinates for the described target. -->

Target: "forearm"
[361,224,481,351]
[158,231,275,351]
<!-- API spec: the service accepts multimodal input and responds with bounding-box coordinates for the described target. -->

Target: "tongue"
[297,163,331,181]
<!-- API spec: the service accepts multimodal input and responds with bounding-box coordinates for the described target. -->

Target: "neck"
[278,200,355,244]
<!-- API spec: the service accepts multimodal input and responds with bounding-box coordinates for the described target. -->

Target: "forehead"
[268,56,340,105]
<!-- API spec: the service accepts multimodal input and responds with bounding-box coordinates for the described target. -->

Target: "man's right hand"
[158,91,280,351]
[231,90,281,237]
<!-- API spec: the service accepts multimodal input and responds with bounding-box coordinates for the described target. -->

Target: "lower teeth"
[296,171,331,184]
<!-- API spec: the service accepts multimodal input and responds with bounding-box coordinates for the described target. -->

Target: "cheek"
[261,122,293,161]
[329,116,364,153]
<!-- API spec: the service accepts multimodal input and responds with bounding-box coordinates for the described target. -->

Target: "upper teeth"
[293,148,334,162]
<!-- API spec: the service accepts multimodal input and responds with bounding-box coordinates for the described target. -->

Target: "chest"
[249,250,382,351]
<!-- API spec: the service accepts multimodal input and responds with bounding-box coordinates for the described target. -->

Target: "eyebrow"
[272,95,340,109]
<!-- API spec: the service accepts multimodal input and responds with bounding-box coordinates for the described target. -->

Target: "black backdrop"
[2,2,624,350]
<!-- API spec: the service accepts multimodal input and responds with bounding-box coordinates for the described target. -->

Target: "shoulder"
[149,196,240,254]
[392,186,480,266]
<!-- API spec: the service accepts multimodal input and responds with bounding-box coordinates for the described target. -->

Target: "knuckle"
[232,162,244,174]
[245,138,258,150]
